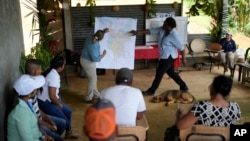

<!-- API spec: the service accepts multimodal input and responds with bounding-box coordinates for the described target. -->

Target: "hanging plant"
[85,0,96,27]
[145,0,157,18]
[172,1,178,9]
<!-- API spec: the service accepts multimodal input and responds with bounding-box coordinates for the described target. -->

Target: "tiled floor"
[61,67,250,141]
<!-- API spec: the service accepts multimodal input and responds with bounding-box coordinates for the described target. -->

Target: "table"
[204,49,223,72]
[135,45,159,68]
[135,45,159,59]
[135,45,181,69]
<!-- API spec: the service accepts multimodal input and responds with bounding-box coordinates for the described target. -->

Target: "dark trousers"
[148,56,188,93]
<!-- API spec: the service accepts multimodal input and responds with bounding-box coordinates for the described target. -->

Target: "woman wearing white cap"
[219,32,237,75]
[6,74,53,141]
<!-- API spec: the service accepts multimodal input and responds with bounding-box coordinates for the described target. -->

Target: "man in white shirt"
[100,68,146,126]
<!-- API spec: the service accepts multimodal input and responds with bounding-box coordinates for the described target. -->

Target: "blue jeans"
[38,99,72,131]
[40,124,64,141]
[48,115,66,135]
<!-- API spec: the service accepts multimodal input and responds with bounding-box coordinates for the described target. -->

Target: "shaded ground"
[61,67,250,141]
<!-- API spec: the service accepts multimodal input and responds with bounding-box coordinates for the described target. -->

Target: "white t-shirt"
[38,69,60,102]
[100,85,146,126]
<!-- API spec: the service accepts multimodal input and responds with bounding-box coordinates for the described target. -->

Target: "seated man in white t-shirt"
[100,68,146,126]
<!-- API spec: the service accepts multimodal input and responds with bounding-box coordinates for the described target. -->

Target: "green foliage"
[187,0,228,42]
[30,43,54,70]
[19,53,31,74]
[146,0,157,18]
[19,43,54,74]
[85,0,96,27]
[20,0,60,74]
[228,0,250,33]
[245,23,250,37]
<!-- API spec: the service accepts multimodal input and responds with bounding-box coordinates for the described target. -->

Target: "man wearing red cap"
[83,99,117,141]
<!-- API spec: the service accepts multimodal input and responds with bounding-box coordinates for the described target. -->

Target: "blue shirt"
[150,27,184,59]
[81,35,102,62]
[219,38,236,53]
[8,99,42,141]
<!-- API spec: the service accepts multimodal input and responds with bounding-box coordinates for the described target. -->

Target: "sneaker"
[65,130,79,139]
[142,90,154,96]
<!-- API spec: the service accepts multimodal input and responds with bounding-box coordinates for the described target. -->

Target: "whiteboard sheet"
[95,17,137,69]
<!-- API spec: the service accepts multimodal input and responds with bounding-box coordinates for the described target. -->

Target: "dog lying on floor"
[151,90,195,106]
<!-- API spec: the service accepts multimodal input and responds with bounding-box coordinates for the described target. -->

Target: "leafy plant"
[145,0,157,18]
[20,0,62,73]
[85,0,96,27]
[19,43,54,73]
[19,53,32,74]
[228,0,250,33]
[186,0,228,42]
[245,23,250,36]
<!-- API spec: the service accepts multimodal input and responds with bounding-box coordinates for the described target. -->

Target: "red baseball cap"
[84,99,116,140]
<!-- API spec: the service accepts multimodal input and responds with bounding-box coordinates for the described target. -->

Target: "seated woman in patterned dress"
[176,75,241,129]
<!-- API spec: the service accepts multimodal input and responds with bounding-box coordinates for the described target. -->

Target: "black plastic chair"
[232,47,250,81]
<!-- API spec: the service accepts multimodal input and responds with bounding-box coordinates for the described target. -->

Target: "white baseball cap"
[13,74,45,96]
[226,32,232,35]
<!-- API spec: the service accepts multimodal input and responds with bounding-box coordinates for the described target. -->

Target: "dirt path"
[233,33,250,50]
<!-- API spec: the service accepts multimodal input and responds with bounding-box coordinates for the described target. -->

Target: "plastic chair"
[117,115,149,141]
[232,47,250,81]
[179,125,229,141]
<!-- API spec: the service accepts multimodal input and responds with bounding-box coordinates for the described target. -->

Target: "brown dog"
[151,90,195,106]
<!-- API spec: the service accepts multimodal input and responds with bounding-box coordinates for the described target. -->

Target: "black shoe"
[180,86,189,92]
[142,90,154,96]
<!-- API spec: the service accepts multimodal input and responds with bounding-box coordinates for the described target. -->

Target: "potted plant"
[145,0,157,18]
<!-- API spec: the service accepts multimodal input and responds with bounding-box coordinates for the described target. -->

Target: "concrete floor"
[60,66,250,141]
